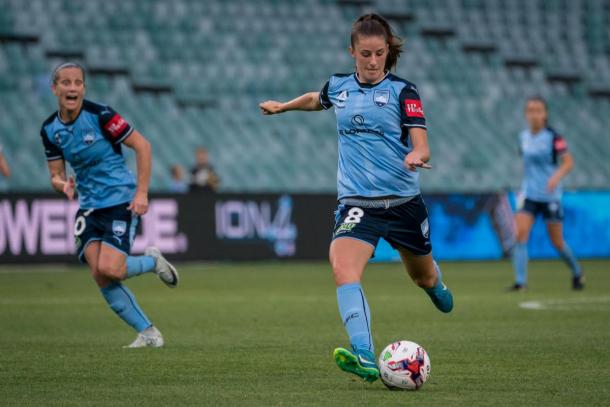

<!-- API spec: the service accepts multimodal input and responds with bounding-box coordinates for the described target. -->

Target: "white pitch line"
[519,297,610,311]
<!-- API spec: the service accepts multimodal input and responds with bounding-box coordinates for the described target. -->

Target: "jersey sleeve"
[40,127,63,161]
[399,84,426,129]
[319,80,333,110]
[99,106,134,145]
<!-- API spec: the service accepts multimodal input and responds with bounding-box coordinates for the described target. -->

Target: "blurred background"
[0,0,609,263]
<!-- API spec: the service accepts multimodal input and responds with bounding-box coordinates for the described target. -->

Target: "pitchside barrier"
[0,192,609,264]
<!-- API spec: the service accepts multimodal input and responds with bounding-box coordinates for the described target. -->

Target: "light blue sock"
[125,256,156,279]
[512,242,528,285]
[100,282,152,332]
[559,244,581,277]
[337,282,373,353]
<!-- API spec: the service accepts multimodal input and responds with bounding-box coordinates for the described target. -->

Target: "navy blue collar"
[354,71,390,88]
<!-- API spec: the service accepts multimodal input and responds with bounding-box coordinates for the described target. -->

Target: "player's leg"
[94,243,163,345]
[511,210,535,290]
[330,237,378,382]
[546,221,583,290]
[384,196,453,313]
[85,241,154,336]
[399,250,453,313]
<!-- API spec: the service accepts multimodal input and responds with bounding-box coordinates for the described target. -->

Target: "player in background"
[40,62,179,347]
[510,97,583,291]
[0,144,10,177]
[260,14,453,383]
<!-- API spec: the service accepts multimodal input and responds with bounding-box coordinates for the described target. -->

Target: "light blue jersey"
[519,127,568,202]
[320,72,427,199]
[40,100,136,209]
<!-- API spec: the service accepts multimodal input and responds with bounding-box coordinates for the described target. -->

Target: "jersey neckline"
[56,100,88,126]
[354,71,390,88]
[525,127,550,138]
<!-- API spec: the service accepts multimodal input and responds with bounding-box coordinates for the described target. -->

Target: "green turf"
[1,260,609,406]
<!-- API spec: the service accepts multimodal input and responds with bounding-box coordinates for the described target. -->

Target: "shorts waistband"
[339,196,416,209]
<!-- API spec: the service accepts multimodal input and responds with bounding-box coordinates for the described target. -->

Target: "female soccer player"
[40,62,179,347]
[510,97,583,291]
[260,14,453,382]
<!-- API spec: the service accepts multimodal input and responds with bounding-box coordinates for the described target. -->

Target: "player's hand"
[259,101,284,115]
[128,191,149,215]
[404,152,432,171]
[62,177,75,200]
[547,174,560,192]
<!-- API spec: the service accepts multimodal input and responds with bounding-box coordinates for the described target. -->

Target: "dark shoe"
[572,275,585,291]
[507,283,527,292]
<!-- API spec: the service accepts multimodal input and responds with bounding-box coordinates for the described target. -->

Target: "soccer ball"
[378,340,431,390]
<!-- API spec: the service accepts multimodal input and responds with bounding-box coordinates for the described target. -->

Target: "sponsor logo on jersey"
[405,99,425,118]
[103,114,129,139]
[340,114,384,136]
[373,89,390,107]
[351,114,365,126]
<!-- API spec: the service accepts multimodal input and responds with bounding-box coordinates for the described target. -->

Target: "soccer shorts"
[517,197,564,222]
[332,195,432,256]
[74,202,139,263]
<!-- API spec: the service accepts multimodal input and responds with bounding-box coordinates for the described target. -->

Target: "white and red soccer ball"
[378,340,431,390]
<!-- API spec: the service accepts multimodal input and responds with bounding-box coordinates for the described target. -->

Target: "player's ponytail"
[351,14,404,71]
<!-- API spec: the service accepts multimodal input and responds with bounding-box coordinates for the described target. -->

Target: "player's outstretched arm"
[47,159,75,200]
[548,152,574,192]
[259,92,323,115]
[404,128,432,171]
[123,130,151,215]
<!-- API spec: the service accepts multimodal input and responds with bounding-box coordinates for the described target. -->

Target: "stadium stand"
[0,0,609,192]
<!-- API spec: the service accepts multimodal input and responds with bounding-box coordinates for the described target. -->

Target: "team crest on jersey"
[83,130,95,145]
[54,132,62,145]
[373,90,390,107]
[112,220,127,237]
[335,90,349,108]
[420,218,429,239]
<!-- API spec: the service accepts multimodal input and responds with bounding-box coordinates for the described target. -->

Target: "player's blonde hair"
[52,62,86,84]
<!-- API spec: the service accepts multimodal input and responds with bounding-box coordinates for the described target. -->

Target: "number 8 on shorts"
[344,207,364,224]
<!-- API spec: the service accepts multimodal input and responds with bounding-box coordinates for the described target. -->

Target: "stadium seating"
[0,0,609,192]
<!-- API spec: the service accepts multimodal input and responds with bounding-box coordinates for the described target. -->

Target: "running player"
[259,14,453,382]
[510,97,583,291]
[40,62,179,347]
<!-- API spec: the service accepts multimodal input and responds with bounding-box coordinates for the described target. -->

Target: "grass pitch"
[1,260,609,406]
